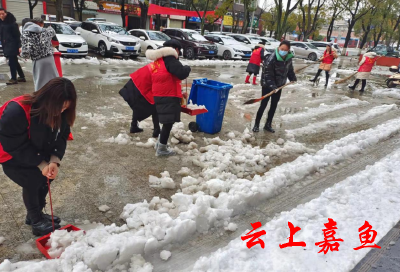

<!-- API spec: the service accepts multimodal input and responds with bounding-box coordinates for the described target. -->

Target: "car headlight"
[156,44,162,48]
[107,37,120,44]
[233,48,241,52]
[82,42,87,45]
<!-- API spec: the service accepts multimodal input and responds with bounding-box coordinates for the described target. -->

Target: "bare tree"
[274,0,302,40]
[298,0,325,41]
[326,0,344,41]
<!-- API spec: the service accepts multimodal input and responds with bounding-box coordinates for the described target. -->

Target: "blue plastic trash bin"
[188,78,233,134]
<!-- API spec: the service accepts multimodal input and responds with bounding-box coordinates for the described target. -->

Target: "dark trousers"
[352,79,367,90]
[2,161,51,223]
[314,69,329,79]
[255,87,282,124]
[131,111,160,130]
[160,123,173,145]
[8,55,25,80]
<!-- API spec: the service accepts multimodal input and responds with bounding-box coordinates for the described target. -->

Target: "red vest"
[149,58,182,98]
[249,47,263,66]
[130,65,154,104]
[322,50,336,64]
[358,56,378,72]
[0,96,31,163]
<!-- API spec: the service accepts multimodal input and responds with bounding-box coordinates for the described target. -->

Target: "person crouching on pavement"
[253,40,297,133]
[309,43,338,87]
[245,40,267,85]
[146,40,191,157]
[119,63,161,137]
[348,52,379,92]
[0,77,76,236]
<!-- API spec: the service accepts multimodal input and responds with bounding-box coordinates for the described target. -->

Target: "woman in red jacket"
[310,43,338,87]
[348,52,378,92]
[245,41,267,85]
[0,77,76,236]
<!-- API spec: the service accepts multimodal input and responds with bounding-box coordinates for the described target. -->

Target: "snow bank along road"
[1,59,400,272]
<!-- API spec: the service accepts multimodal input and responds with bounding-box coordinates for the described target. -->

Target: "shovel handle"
[47,178,55,232]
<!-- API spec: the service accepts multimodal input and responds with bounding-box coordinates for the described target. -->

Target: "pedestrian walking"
[245,41,267,85]
[21,18,59,91]
[348,52,379,92]
[119,64,161,137]
[0,78,76,236]
[0,8,26,85]
[309,43,338,87]
[146,40,191,157]
[253,40,297,133]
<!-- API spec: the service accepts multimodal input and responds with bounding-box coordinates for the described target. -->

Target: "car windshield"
[147,31,170,41]
[306,43,318,49]
[249,37,262,43]
[221,37,242,45]
[49,16,57,22]
[99,24,127,35]
[186,31,208,41]
[48,23,75,35]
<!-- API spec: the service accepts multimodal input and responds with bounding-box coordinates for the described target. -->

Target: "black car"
[367,45,400,58]
[162,28,218,59]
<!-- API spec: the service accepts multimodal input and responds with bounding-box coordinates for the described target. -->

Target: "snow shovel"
[36,178,83,259]
[243,82,295,105]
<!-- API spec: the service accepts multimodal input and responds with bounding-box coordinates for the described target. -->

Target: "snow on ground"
[149,171,176,189]
[373,88,400,99]
[286,104,398,137]
[192,147,400,272]
[103,133,133,145]
[2,118,400,271]
[181,59,247,67]
[61,57,143,66]
[78,112,129,127]
[47,229,85,259]
[0,237,4,245]
[281,97,369,122]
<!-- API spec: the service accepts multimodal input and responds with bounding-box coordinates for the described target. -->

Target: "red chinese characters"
[279,222,307,248]
[354,221,381,250]
[241,222,266,249]
[315,218,344,254]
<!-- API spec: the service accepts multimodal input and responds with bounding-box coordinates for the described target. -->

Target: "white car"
[128,29,171,55]
[205,34,252,60]
[77,22,141,58]
[44,22,88,57]
[86,18,106,22]
[227,34,275,53]
[262,37,280,48]
[41,14,76,24]
[310,41,342,55]
[290,41,322,61]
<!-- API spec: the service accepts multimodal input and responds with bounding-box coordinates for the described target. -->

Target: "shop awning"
[148,4,215,18]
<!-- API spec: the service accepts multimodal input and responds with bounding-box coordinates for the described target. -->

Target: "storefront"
[2,0,44,23]
[168,15,185,28]
[97,1,141,27]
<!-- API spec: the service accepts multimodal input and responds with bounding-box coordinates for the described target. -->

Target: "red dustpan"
[35,178,83,259]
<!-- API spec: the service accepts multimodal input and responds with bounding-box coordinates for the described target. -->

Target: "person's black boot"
[25,212,61,225]
[31,218,61,236]
[325,74,329,87]
[252,122,260,132]
[130,122,143,133]
[348,85,356,90]
[264,121,275,133]
[152,127,161,138]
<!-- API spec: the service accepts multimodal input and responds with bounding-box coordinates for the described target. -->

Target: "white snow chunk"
[0,237,4,245]
[160,250,172,261]
[149,171,176,189]
[178,167,191,177]
[46,229,85,258]
[136,138,157,148]
[373,88,400,99]
[225,223,238,232]
[187,100,207,110]
[98,205,110,212]
[276,138,285,145]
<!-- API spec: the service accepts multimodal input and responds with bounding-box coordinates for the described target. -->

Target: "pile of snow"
[103,133,132,145]
[186,100,207,110]
[178,167,192,177]
[160,250,171,261]
[46,229,85,259]
[286,104,398,136]
[373,88,400,99]
[78,112,128,127]
[61,57,142,66]
[149,171,176,189]
[136,138,157,148]
[171,122,194,144]
[192,147,400,272]
[281,97,369,122]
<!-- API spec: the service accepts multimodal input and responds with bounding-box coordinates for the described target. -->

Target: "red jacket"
[0,96,31,163]
[322,50,336,64]
[130,65,154,104]
[249,47,263,66]
[149,57,182,98]
[358,56,378,72]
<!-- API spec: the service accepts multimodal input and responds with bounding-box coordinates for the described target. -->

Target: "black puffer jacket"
[0,12,21,57]
[261,49,297,90]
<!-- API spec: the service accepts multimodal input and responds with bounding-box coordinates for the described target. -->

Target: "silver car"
[290,41,322,61]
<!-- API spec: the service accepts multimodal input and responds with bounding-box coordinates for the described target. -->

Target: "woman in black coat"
[0,77,77,236]
[253,40,297,133]
[0,9,26,85]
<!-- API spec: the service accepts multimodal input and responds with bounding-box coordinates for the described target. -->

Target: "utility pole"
[249,0,256,34]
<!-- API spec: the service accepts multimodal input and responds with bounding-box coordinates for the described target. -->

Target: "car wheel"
[223,50,232,60]
[308,53,317,61]
[186,47,195,59]
[99,42,109,57]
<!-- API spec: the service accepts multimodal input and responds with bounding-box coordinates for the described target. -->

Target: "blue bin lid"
[189,78,233,104]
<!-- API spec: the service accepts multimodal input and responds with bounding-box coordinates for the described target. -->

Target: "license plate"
[67,49,78,53]
[245,54,251,57]
[126,46,135,50]
[209,51,214,54]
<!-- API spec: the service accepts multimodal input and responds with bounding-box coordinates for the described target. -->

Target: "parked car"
[69,21,82,30]
[44,22,88,57]
[41,14,76,24]
[311,41,342,55]
[86,18,106,22]
[367,45,399,58]
[76,22,141,58]
[128,29,170,55]
[210,31,231,35]
[262,37,280,48]
[290,41,322,60]
[162,28,218,59]
[227,34,266,50]
[194,29,210,35]
[256,37,279,53]
[205,34,252,60]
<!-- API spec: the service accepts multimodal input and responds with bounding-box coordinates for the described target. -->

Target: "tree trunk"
[342,20,355,56]
[121,0,126,27]
[55,0,64,22]
[139,2,148,29]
